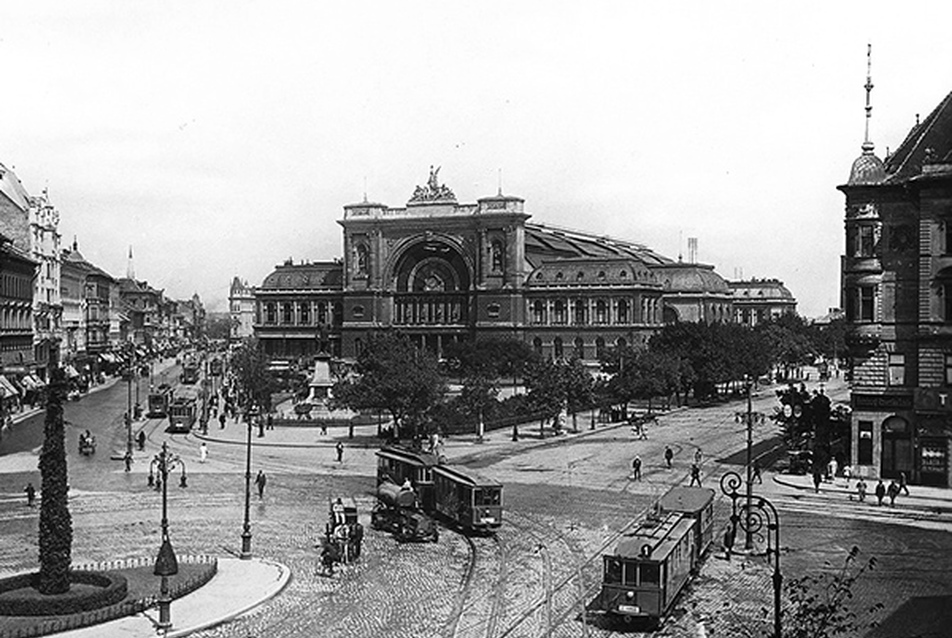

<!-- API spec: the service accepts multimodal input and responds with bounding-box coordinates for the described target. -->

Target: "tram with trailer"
[376,445,440,511]
[147,384,174,418]
[598,487,715,626]
[431,464,503,534]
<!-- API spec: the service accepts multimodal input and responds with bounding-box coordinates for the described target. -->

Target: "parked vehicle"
[370,480,439,543]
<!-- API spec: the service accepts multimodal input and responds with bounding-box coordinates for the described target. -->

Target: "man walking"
[199,442,208,463]
[664,446,673,469]
[887,479,900,506]
[219,412,227,429]
[24,482,35,507]
[336,441,344,463]
[630,456,642,481]
[899,471,910,496]
[689,463,702,487]
[255,470,267,499]
[875,479,886,506]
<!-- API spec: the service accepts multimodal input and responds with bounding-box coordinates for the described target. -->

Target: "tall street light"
[735,377,765,550]
[151,441,187,632]
[240,403,256,559]
[720,471,783,638]
[124,365,134,460]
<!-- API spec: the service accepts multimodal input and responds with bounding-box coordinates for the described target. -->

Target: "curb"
[166,558,292,638]
[772,474,952,515]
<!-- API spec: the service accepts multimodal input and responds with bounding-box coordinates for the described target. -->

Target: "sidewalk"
[58,557,290,638]
[772,472,952,515]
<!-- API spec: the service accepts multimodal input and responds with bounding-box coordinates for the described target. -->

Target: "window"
[532,300,546,324]
[299,303,310,325]
[553,300,566,324]
[554,337,564,359]
[639,563,660,585]
[352,305,365,319]
[574,300,586,325]
[487,303,501,319]
[595,336,606,359]
[533,337,543,355]
[858,420,873,465]
[604,558,622,584]
[617,299,629,324]
[888,353,905,386]
[944,284,952,323]
[846,286,875,322]
[318,303,328,324]
[595,299,608,324]
[574,337,585,360]
[266,303,276,324]
[282,303,293,324]
[849,225,875,257]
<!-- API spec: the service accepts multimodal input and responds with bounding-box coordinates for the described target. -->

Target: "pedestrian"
[321,421,328,436]
[320,543,335,577]
[689,463,702,487]
[752,460,763,484]
[828,457,838,480]
[137,430,146,451]
[199,442,208,464]
[856,478,867,502]
[899,471,910,496]
[664,446,673,469]
[267,413,274,431]
[875,479,886,506]
[219,412,226,429]
[24,482,36,507]
[124,451,133,473]
[812,472,822,493]
[336,441,344,463]
[631,456,642,481]
[332,497,345,526]
[887,480,900,506]
[694,448,703,466]
[255,470,267,499]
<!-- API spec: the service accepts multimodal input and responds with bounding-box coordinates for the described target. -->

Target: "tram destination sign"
[852,393,913,411]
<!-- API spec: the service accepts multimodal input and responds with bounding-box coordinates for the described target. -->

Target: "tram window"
[604,558,622,584]
[622,562,638,586]
[640,564,660,585]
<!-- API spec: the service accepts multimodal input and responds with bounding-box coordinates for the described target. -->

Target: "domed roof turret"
[848,145,886,185]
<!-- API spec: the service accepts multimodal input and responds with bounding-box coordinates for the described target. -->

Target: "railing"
[393,293,469,326]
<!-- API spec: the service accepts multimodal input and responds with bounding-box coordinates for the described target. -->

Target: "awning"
[0,375,20,397]
[64,365,80,379]
[29,375,47,388]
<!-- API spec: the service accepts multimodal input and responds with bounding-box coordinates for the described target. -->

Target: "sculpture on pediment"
[409,165,457,203]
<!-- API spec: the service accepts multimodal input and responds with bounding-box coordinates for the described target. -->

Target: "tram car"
[167,388,199,433]
[324,497,364,565]
[431,464,503,534]
[370,480,439,543]
[180,361,200,385]
[147,384,174,418]
[376,445,440,511]
[598,487,715,626]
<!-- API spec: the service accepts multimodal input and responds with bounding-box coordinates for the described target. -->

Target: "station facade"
[252,169,739,364]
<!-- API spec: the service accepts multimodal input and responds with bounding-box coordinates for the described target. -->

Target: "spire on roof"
[127,246,135,280]
[72,236,78,251]
[862,43,875,154]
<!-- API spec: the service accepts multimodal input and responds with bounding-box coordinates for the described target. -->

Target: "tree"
[37,357,72,594]
[772,384,850,469]
[331,331,446,440]
[229,338,277,413]
[204,314,234,341]
[601,346,682,414]
[561,358,594,432]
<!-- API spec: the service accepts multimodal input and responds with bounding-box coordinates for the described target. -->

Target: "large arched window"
[574,337,585,360]
[553,337,564,359]
[299,302,310,325]
[595,336,606,359]
[595,299,608,324]
[533,337,543,355]
[617,299,629,324]
[355,243,369,276]
[265,303,276,324]
[574,300,587,325]
[282,303,293,324]
[553,299,567,325]
[532,300,547,324]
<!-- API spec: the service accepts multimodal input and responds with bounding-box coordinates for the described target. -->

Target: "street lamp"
[151,441,187,632]
[240,403,256,559]
[124,366,134,460]
[735,377,765,550]
[720,471,782,638]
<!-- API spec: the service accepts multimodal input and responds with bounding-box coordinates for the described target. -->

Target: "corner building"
[841,82,952,487]
[255,172,737,362]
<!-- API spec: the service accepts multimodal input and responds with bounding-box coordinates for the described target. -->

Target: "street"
[1,374,951,637]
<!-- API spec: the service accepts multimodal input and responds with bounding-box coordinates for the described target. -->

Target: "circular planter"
[0,570,128,616]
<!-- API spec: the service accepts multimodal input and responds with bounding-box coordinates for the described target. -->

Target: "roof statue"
[410,165,456,203]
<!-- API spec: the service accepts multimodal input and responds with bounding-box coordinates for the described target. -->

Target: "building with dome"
[840,47,952,487]
[251,167,744,363]
[729,278,797,326]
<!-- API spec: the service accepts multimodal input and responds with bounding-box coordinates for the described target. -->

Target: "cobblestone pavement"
[2,373,951,637]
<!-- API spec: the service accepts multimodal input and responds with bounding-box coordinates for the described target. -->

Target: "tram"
[598,487,714,626]
[431,464,503,534]
[180,361,200,385]
[376,445,441,511]
[147,384,174,418]
[167,388,199,433]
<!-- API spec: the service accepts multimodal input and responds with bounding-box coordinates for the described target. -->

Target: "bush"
[0,571,128,616]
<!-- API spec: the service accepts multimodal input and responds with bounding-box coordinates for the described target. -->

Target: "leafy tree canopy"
[229,338,277,412]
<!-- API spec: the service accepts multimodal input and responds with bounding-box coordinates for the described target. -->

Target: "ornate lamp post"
[720,471,782,638]
[240,403,256,559]
[735,377,766,550]
[123,365,134,460]
[151,441,188,631]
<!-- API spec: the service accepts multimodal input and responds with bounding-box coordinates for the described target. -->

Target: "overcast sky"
[3,1,952,316]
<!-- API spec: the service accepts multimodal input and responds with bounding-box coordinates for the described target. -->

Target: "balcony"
[393,293,469,326]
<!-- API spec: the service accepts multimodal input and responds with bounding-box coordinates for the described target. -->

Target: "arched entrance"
[881,415,912,479]
[390,239,472,327]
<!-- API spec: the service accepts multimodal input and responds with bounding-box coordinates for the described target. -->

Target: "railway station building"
[251,168,739,364]
[840,74,952,486]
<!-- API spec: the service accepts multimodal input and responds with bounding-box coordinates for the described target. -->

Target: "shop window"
[887,353,905,386]
[858,421,873,465]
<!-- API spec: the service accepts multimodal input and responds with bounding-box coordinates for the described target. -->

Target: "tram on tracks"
[431,464,503,534]
[374,445,503,535]
[167,388,199,433]
[598,486,715,626]
[147,383,174,418]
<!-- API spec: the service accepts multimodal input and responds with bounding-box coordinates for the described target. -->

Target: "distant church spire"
[127,246,135,280]
[862,43,875,154]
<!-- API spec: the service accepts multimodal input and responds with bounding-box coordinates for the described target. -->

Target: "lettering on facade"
[851,393,913,411]
[914,388,952,413]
